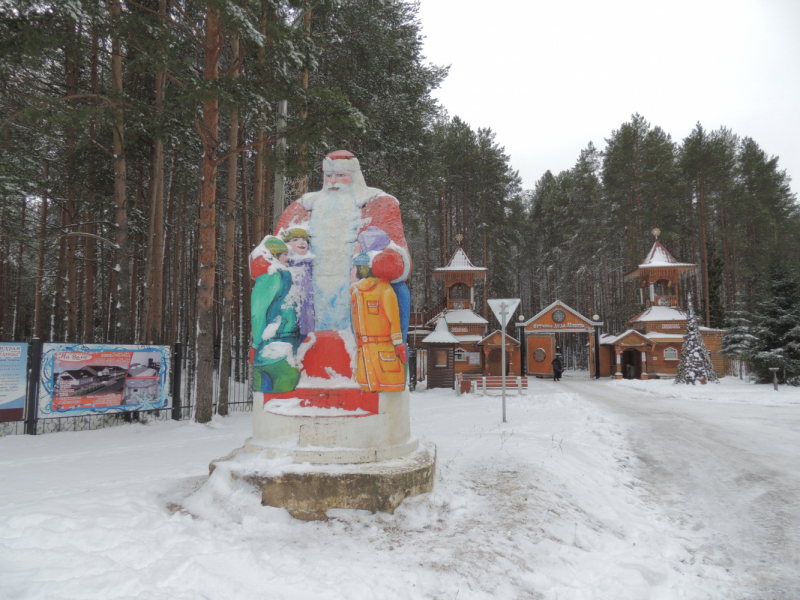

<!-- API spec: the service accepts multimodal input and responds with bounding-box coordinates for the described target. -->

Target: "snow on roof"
[454,334,484,343]
[443,310,488,325]
[435,248,487,272]
[478,330,520,345]
[646,333,685,340]
[639,241,696,269]
[628,306,687,322]
[422,318,460,344]
[600,329,654,344]
[518,299,598,328]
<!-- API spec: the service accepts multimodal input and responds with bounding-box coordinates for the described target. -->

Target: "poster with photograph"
[0,343,27,423]
[38,344,171,418]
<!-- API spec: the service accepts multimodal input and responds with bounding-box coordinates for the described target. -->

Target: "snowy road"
[556,376,800,599]
[1,377,797,599]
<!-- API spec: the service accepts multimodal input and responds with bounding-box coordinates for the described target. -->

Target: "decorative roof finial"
[455,233,464,247]
[652,228,661,241]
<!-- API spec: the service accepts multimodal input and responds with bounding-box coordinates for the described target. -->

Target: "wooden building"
[598,240,727,379]
[421,318,459,389]
[516,300,601,378]
[409,245,519,377]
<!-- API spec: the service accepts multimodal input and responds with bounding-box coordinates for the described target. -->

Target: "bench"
[455,374,529,396]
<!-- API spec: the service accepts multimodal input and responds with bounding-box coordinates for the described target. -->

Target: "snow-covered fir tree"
[750,264,800,384]
[675,294,719,384]
[720,296,759,377]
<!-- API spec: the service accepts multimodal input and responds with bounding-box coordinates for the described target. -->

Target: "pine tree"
[675,294,719,384]
[720,296,758,378]
[750,263,800,383]
[706,241,727,328]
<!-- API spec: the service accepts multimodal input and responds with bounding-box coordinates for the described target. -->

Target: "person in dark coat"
[551,354,563,381]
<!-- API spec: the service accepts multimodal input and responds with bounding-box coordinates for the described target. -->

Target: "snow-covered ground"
[1,376,797,599]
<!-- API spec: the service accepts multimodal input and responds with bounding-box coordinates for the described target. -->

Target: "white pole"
[501,302,507,423]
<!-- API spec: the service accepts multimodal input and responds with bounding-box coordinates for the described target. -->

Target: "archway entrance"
[621,348,641,379]
[517,300,601,379]
[487,348,505,376]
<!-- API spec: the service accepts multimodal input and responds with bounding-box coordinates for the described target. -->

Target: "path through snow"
[558,376,800,599]
[2,378,789,598]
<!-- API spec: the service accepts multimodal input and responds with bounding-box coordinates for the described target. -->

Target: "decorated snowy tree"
[674,294,719,384]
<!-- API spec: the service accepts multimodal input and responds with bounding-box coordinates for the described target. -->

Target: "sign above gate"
[517,300,601,333]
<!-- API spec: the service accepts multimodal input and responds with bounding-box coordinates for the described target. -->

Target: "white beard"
[307,187,361,331]
[300,175,387,210]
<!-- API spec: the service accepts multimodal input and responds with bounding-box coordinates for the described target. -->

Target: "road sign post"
[488,298,520,423]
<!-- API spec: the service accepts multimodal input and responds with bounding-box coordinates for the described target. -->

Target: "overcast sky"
[417,0,800,193]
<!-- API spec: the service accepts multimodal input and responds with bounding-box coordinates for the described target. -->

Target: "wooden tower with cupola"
[597,230,728,380]
[409,238,521,377]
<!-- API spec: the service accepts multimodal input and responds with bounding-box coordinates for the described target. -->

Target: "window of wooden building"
[454,349,467,362]
[664,347,678,360]
[435,350,449,367]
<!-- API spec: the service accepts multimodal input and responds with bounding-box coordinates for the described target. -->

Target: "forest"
[1,0,799,416]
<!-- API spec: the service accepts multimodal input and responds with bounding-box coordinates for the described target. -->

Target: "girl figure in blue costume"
[249,237,301,393]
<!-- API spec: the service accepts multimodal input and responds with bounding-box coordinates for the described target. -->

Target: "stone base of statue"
[209,389,436,520]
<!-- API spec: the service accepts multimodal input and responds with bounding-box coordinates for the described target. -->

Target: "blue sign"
[0,343,28,423]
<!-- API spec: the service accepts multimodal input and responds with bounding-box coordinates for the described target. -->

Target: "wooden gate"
[526,334,556,377]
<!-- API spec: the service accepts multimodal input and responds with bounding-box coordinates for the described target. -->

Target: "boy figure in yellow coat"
[350,251,408,392]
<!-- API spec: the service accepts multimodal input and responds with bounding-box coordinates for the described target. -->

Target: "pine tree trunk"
[195,7,222,424]
[697,180,711,327]
[13,196,27,339]
[107,0,128,343]
[54,204,67,341]
[218,36,240,417]
[170,189,185,347]
[143,139,165,343]
[34,162,49,339]
[0,231,9,341]
[439,174,446,267]
[63,16,80,343]
[252,132,264,245]
[240,135,252,368]
[82,29,100,343]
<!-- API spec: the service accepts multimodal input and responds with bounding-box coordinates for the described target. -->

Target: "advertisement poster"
[38,344,171,418]
[0,343,28,423]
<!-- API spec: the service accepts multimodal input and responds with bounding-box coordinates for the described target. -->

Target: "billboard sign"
[0,342,28,423]
[38,344,171,418]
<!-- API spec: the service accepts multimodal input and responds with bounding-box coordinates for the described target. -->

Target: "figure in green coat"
[249,237,301,393]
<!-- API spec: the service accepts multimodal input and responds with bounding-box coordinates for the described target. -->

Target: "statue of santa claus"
[253,150,411,347]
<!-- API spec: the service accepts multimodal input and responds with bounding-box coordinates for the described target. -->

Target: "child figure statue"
[249,236,300,393]
[350,252,408,392]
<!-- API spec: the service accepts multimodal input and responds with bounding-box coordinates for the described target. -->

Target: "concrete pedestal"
[211,389,436,519]
[211,442,436,520]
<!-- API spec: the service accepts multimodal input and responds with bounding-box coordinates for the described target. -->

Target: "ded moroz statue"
[266,149,412,380]
[221,150,434,521]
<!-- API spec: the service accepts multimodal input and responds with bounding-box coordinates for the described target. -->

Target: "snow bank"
[610,376,800,405]
[0,385,738,599]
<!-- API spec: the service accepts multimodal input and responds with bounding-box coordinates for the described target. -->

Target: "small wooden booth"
[516,300,601,379]
[478,330,521,376]
[421,318,459,389]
